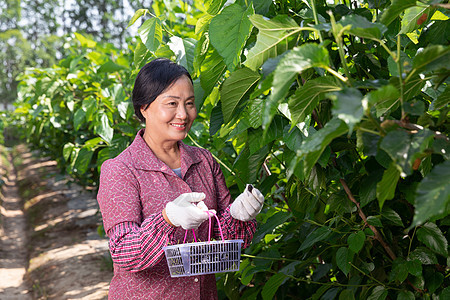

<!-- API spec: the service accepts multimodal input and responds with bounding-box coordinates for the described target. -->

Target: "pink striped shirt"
[97,129,256,299]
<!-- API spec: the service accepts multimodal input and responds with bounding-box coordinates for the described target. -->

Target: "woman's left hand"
[230,184,264,221]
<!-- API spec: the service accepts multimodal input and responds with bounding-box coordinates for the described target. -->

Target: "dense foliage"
[11,0,450,299]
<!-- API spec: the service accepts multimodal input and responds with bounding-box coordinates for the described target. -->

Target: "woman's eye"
[168,102,177,106]
[186,101,195,106]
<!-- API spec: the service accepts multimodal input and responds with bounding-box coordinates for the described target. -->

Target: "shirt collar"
[129,129,201,175]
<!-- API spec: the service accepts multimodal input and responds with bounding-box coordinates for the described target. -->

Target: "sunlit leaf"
[73,108,86,131]
[410,45,450,76]
[221,67,260,123]
[96,114,113,144]
[399,6,431,35]
[127,9,149,28]
[138,17,162,52]
[200,47,226,95]
[244,14,300,70]
[209,4,254,71]
[339,14,387,40]
[264,43,330,128]
[380,0,417,26]
[288,76,341,125]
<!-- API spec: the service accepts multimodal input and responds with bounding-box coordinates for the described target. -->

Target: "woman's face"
[141,75,197,145]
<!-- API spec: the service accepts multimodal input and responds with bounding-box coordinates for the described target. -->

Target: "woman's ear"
[140,105,147,118]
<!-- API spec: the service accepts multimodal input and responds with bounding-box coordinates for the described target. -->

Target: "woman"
[97,58,265,299]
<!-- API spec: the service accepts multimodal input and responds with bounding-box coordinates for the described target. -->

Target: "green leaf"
[380,129,434,176]
[74,147,93,174]
[336,247,354,276]
[411,45,450,76]
[347,231,365,253]
[134,39,150,68]
[412,160,450,227]
[127,9,149,28]
[209,4,254,71]
[84,137,103,150]
[376,163,400,210]
[381,207,404,227]
[367,286,388,300]
[200,47,226,95]
[408,247,438,265]
[397,290,415,300]
[365,84,400,117]
[440,287,450,300]
[244,14,300,70]
[284,125,303,152]
[96,114,113,144]
[97,61,126,73]
[265,44,330,128]
[299,226,332,251]
[380,0,417,26]
[73,108,86,131]
[430,85,450,110]
[339,290,355,300]
[63,142,74,162]
[399,7,431,34]
[288,76,341,125]
[416,222,448,257]
[296,118,348,176]
[204,0,227,15]
[252,211,291,242]
[138,18,162,52]
[220,67,260,123]
[261,273,287,300]
[389,257,408,283]
[406,259,422,277]
[367,216,383,227]
[426,271,444,294]
[74,32,96,48]
[339,14,387,40]
[330,88,364,133]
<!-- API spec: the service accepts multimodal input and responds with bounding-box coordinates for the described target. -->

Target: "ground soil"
[0,145,112,299]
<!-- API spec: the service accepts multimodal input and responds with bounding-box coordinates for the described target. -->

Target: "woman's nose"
[176,105,187,119]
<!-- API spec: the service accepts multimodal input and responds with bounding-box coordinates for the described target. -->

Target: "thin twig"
[339,178,397,261]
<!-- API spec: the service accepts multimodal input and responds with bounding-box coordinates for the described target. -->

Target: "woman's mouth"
[170,123,186,128]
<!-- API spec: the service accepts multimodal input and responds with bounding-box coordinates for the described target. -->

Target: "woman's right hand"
[164,192,216,229]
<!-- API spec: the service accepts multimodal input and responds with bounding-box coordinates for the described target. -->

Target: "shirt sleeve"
[97,157,176,272]
[108,214,176,272]
[207,153,257,249]
[215,206,257,249]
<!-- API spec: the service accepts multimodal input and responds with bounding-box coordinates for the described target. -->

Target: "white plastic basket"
[163,212,243,277]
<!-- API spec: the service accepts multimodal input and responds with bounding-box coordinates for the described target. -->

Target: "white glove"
[230,184,264,221]
[165,192,216,229]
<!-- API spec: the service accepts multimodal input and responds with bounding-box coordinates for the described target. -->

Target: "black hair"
[132,58,193,122]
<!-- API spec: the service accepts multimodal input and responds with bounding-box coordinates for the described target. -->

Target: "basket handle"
[182,211,225,244]
[206,211,225,242]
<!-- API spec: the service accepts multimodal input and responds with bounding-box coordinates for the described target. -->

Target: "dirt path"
[1,146,112,299]
[0,150,32,299]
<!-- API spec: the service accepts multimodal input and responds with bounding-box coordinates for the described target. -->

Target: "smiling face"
[140,75,197,146]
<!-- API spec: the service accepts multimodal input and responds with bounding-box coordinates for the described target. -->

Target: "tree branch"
[339,178,397,261]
